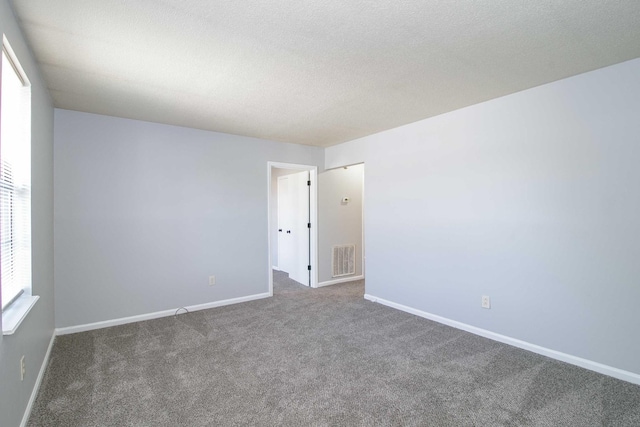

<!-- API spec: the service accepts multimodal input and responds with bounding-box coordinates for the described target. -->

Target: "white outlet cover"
[209,275,216,286]
[481,296,491,309]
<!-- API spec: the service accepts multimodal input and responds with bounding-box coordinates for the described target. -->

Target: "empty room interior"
[1,1,640,426]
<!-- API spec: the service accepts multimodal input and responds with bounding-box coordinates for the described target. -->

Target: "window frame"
[1,34,37,335]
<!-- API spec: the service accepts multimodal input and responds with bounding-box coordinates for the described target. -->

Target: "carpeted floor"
[29,271,640,426]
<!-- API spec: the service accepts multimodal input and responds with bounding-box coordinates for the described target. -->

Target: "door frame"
[267,162,318,295]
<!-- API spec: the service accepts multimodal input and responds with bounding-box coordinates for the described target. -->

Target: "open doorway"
[317,163,365,287]
[267,162,318,295]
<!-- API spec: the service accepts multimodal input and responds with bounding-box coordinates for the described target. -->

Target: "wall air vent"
[332,245,355,277]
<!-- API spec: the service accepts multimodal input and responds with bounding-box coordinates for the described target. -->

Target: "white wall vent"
[332,245,355,277]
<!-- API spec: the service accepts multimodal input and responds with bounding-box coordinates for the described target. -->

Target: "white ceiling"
[10,1,640,147]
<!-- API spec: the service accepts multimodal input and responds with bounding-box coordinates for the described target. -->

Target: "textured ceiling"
[10,0,640,147]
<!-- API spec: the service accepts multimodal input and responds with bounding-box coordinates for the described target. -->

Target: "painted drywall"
[318,165,364,283]
[0,1,55,426]
[270,167,303,270]
[325,58,640,376]
[54,110,323,328]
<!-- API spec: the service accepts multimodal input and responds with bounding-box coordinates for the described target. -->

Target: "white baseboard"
[21,332,56,427]
[317,275,364,288]
[55,292,271,336]
[364,293,640,386]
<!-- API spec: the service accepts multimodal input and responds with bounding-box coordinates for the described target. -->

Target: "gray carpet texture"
[28,271,640,426]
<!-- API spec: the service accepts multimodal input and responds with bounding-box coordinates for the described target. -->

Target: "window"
[1,35,34,331]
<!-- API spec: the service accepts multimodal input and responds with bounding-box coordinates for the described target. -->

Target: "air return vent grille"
[332,245,355,277]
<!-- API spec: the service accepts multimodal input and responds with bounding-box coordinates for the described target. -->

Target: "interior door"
[277,171,310,286]
[277,175,293,276]
[290,170,310,285]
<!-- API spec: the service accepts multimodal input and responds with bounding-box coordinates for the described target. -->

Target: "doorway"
[316,163,365,286]
[268,162,318,295]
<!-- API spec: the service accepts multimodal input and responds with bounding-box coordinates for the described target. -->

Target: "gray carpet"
[29,271,640,426]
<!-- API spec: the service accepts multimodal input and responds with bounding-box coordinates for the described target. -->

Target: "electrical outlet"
[481,295,491,309]
[209,275,216,286]
[20,356,25,381]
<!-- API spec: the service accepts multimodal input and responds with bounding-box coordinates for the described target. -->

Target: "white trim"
[361,164,366,290]
[20,332,55,427]
[317,275,364,288]
[56,292,270,335]
[3,34,31,86]
[364,293,640,386]
[2,295,39,335]
[267,162,318,294]
[272,266,281,271]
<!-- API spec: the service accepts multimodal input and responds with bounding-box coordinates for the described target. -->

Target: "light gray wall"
[325,58,640,375]
[0,1,55,426]
[54,110,323,328]
[318,164,364,283]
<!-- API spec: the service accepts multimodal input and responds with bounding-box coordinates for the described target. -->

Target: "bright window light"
[1,36,31,312]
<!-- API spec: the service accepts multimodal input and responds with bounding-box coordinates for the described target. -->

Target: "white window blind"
[1,39,31,312]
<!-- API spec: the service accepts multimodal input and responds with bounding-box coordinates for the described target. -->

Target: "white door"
[277,171,310,285]
[277,175,293,276]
